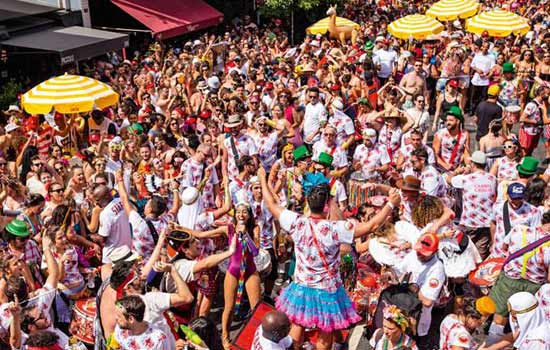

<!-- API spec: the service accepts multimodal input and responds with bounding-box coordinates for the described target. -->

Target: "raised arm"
[259,166,284,220]
[116,170,133,216]
[354,188,400,238]
[42,235,60,288]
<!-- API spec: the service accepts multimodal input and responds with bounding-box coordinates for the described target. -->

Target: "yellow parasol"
[306,16,360,35]
[21,73,119,115]
[388,14,444,40]
[465,9,530,37]
[426,0,480,21]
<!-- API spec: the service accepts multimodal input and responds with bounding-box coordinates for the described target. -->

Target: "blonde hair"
[372,222,396,238]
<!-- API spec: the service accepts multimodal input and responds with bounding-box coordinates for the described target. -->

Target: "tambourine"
[468,257,505,287]
[166,222,193,259]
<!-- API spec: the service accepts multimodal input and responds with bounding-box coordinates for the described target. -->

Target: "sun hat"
[109,245,139,264]
[396,175,422,192]
[516,156,539,176]
[314,152,333,168]
[224,114,244,128]
[502,62,515,73]
[331,98,344,111]
[4,105,21,114]
[182,186,200,205]
[4,123,19,133]
[384,109,408,125]
[293,145,312,162]
[470,151,487,165]
[6,219,29,237]
[414,233,439,257]
[507,182,526,199]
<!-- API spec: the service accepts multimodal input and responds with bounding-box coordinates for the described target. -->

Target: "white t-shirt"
[114,324,170,350]
[141,292,174,349]
[303,102,328,144]
[373,49,398,78]
[452,171,497,228]
[99,198,132,263]
[439,314,474,350]
[471,53,495,86]
[396,251,446,302]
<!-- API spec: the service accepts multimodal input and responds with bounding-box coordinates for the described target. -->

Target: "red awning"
[111,0,223,39]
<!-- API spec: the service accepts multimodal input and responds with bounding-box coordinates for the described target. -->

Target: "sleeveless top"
[436,128,467,169]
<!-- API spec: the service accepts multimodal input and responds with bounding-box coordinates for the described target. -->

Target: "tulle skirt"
[276,282,361,332]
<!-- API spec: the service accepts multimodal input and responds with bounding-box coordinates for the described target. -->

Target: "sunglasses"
[308,95,319,98]
[50,188,64,193]
[0,162,6,166]
[32,163,42,167]
[503,144,515,149]
[416,100,425,103]
[55,167,63,171]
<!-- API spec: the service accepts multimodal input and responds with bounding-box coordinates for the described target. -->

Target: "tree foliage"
[260,0,345,19]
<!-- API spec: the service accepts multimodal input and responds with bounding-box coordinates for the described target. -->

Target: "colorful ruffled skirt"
[276,282,361,332]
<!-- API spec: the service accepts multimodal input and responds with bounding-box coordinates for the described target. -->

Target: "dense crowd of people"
[2,0,550,349]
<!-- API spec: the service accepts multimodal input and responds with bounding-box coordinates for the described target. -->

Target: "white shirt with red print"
[521,100,543,136]
[353,143,391,180]
[329,110,355,147]
[404,165,448,204]
[503,226,550,284]
[312,139,348,169]
[398,144,436,173]
[223,133,258,180]
[279,210,355,292]
[435,128,467,171]
[252,198,275,249]
[451,171,497,228]
[491,201,542,257]
[396,251,446,302]
[40,246,83,288]
[536,284,550,323]
[439,314,475,350]
[180,157,219,209]
[128,211,173,261]
[494,156,519,181]
[252,131,279,172]
[113,324,170,350]
[378,124,402,162]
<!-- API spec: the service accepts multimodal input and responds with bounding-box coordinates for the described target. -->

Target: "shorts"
[519,127,541,155]
[489,273,541,316]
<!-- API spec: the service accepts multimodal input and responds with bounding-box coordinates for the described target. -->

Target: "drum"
[348,171,372,209]
[469,257,505,293]
[254,249,272,278]
[504,105,521,125]
[69,298,96,344]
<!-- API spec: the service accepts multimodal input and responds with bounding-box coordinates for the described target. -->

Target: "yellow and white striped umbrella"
[306,16,360,35]
[21,73,119,115]
[388,14,444,40]
[465,9,530,37]
[426,0,479,21]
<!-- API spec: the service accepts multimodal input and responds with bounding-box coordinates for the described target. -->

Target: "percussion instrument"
[166,223,193,260]
[348,171,372,209]
[70,298,96,344]
[254,248,272,278]
[368,221,418,268]
[504,105,521,125]
[469,257,505,292]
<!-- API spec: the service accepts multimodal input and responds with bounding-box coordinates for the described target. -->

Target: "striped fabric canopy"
[388,15,444,40]
[21,73,119,114]
[306,16,360,35]
[465,9,530,37]
[426,0,479,21]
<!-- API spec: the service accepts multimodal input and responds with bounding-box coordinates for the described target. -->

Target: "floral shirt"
[451,171,497,228]
[435,128,467,171]
[180,157,219,209]
[312,139,348,169]
[378,125,402,161]
[398,144,435,173]
[439,314,475,350]
[252,199,275,249]
[535,284,550,323]
[129,211,173,260]
[279,210,355,292]
[353,144,391,180]
[521,100,543,136]
[329,110,355,147]
[41,246,83,288]
[503,226,550,284]
[491,201,542,257]
[495,156,519,181]
[252,132,279,172]
[223,133,258,180]
[404,165,448,205]
[113,324,170,350]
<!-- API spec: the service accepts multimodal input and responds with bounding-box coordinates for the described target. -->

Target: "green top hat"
[517,156,539,176]
[446,105,464,125]
[293,145,312,162]
[314,152,333,168]
[6,219,30,237]
[502,62,515,73]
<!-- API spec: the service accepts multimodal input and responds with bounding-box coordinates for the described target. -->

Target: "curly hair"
[411,195,444,228]
[372,222,395,238]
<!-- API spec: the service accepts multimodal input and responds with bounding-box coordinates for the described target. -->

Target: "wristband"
[387,202,395,210]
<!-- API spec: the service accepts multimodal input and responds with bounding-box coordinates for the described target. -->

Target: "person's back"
[99,198,131,263]
[475,100,502,138]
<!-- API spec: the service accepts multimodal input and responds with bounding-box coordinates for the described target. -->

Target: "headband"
[115,270,136,299]
[383,305,409,332]
[508,301,539,315]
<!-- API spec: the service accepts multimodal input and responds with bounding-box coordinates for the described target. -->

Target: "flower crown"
[383,305,409,332]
